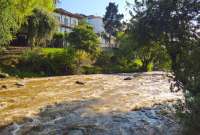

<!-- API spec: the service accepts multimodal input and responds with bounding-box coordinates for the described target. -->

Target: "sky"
[58,0,131,20]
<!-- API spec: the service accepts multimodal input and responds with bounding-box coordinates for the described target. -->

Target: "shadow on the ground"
[0,98,180,135]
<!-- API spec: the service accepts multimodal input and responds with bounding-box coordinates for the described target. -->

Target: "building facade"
[86,15,116,48]
[54,8,83,33]
[54,9,116,48]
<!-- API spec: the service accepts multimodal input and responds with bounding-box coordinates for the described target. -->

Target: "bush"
[74,50,93,74]
[17,48,52,75]
[95,50,144,74]
[147,63,154,72]
[49,32,69,48]
[133,58,143,68]
[95,51,113,66]
[68,23,101,58]
[17,47,78,76]
[46,48,77,75]
[81,65,102,74]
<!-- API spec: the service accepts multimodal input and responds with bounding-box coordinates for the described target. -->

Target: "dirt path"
[0,72,183,135]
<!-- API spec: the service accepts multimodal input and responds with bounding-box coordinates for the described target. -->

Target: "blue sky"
[58,0,131,20]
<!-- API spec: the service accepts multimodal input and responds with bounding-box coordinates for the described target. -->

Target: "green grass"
[41,48,65,55]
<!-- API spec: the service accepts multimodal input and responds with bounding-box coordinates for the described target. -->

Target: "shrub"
[17,48,53,75]
[75,50,93,74]
[147,63,154,72]
[68,23,101,58]
[81,65,102,74]
[95,51,113,66]
[133,58,143,68]
[46,48,77,75]
[50,32,64,47]
[49,32,69,48]
[17,47,78,76]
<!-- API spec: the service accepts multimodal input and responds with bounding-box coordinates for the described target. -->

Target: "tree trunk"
[141,60,149,72]
[109,34,111,47]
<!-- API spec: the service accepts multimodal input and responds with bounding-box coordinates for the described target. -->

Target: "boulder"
[15,82,25,87]
[75,81,85,85]
[0,73,9,78]
[124,77,132,80]
[1,85,7,89]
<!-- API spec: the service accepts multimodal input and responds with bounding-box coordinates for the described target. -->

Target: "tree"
[128,0,200,134]
[103,2,124,45]
[25,8,57,47]
[0,0,19,46]
[0,0,55,46]
[68,23,101,58]
[118,34,171,71]
[136,43,171,71]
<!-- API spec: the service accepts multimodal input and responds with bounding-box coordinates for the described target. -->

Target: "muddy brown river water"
[0,72,183,135]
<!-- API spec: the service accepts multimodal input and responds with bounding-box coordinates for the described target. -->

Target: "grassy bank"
[0,47,171,78]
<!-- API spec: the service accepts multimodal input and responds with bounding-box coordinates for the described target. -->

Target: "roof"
[54,8,84,19]
[87,15,103,19]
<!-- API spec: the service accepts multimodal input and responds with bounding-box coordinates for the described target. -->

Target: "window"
[57,16,61,23]
[64,18,69,26]
[73,20,77,26]
[72,19,77,26]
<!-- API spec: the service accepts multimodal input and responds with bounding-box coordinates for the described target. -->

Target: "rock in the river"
[15,82,25,87]
[1,85,7,89]
[0,72,9,78]
[75,81,85,85]
[0,72,183,135]
[124,77,132,80]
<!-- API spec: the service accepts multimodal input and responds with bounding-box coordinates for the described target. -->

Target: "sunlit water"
[0,72,183,135]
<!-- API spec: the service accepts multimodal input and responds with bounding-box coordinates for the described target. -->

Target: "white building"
[86,15,116,48]
[87,15,105,33]
[54,8,83,33]
[54,9,116,48]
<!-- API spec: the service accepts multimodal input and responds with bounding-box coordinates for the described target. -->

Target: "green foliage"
[17,48,52,75]
[47,47,78,75]
[0,0,19,46]
[117,34,136,60]
[68,23,101,57]
[42,48,65,54]
[49,32,69,48]
[81,65,102,74]
[147,63,153,72]
[103,2,124,43]
[136,43,171,71]
[16,47,97,76]
[129,0,200,134]
[0,0,55,46]
[25,8,57,47]
[178,94,200,135]
[133,58,143,68]
[75,50,93,74]
[17,47,78,76]
[95,51,114,66]
[117,33,171,72]
[117,57,142,72]
[95,49,142,73]
[175,42,200,134]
